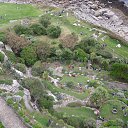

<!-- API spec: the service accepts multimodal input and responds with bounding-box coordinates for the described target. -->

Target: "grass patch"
[100,100,128,123]
[56,107,96,119]
[0,3,41,25]
[46,81,89,100]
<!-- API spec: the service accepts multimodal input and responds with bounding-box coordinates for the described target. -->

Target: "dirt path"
[0,97,27,128]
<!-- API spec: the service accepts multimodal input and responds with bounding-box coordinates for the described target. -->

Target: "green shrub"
[14,25,33,35]
[47,25,61,38]
[90,86,108,108]
[5,51,17,63]
[24,116,30,123]
[40,15,51,28]
[83,118,96,128]
[0,122,4,128]
[103,118,124,127]
[7,98,14,105]
[30,24,46,35]
[97,50,113,59]
[0,79,13,85]
[0,52,4,62]
[31,61,45,76]
[0,32,6,42]
[66,81,74,88]
[73,48,87,62]
[20,46,38,66]
[15,63,26,73]
[110,63,128,82]
[88,80,99,88]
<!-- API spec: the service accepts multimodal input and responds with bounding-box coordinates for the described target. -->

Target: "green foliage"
[31,61,45,76]
[47,25,61,38]
[0,79,13,85]
[61,48,73,60]
[110,63,128,82]
[66,81,74,88]
[103,118,124,127]
[88,80,100,88]
[20,46,38,66]
[0,122,4,128]
[76,39,99,54]
[40,15,51,28]
[83,118,96,128]
[90,86,108,108]
[73,48,87,62]
[0,52,4,62]
[0,32,6,42]
[36,42,51,61]
[15,63,26,73]
[97,50,113,59]
[14,25,33,35]
[30,24,46,35]
[5,51,16,63]
[22,78,53,110]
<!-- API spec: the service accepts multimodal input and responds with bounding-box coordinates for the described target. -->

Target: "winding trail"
[0,97,27,128]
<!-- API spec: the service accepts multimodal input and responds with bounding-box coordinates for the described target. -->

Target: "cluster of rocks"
[42,0,128,43]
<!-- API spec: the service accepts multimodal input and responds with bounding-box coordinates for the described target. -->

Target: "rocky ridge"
[43,0,128,43]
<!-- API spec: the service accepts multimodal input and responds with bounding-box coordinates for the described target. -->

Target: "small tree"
[90,86,108,108]
[14,25,32,35]
[47,25,61,38]
[40,15,51,28]
[30,24,46,35]
[20,46,38,66]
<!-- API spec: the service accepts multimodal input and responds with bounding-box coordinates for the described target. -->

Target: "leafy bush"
[47,25,61,38]
[20,46,38,66]
[66,81,74,88]
[30,24,46,35]
[31,61,45,76]
[76,38,99,54]
[40,15,51,28]
[0,52,4,62]
[0,122,4,128]
[14,25,33,35]
[5,51,17,63]
[15,63,26,73]
[61,48,73,60]
[90,86,108,108]
[22,78,53,110]
[73,48,87,62]
[88,80,100,88]
[110,63,128,82]
[0,79,13,85]
[97,50,113,59]
[36,42,51,61]
[83,118,96,128]
[0,32,6,42]
[103,118,124,127]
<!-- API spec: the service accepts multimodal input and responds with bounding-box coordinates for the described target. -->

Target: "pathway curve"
[0,97,27,128]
